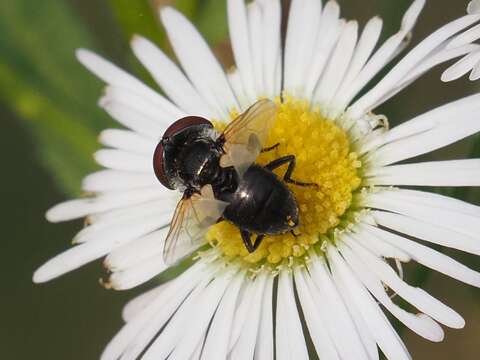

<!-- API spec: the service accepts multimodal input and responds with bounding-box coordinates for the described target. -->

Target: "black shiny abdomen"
[220,165,299,235]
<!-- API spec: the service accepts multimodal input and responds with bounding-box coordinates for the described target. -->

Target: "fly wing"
[220,99,277,178]
[163,185,229,265]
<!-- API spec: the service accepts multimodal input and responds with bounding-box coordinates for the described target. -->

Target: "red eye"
[153,141,174,189]
[153,116,213,190]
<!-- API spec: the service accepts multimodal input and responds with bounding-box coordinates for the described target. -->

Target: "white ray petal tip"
[403,0,426,25]
[454,316,466,329]
[33,261,59,284]
[440,68,462,82]
[468,0,480,14]
[75,48,89,60]
[75,48,98,67]
[130,33,144,47]
[159,6,177,24]
[98,96,110,109]
[45,204,66,223]
[98,129,109,143]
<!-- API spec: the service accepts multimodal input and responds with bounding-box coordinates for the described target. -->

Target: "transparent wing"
[220,99,277,177]
[163,185,229,265]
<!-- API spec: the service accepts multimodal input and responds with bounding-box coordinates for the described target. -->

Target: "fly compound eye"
[153,141,175,190]
[162,116,213,139]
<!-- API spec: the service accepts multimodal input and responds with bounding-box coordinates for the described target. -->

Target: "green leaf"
[196,0,229,46]
[0,0,107,195]
[0,0,231,197]
[0,62,99,195]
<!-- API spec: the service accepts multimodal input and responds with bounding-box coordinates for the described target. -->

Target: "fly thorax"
[176,139,221,188]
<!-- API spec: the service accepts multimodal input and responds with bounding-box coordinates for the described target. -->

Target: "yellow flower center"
[207,97,362,268]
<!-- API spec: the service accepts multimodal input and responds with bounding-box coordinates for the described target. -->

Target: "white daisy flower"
[34,0,480,359]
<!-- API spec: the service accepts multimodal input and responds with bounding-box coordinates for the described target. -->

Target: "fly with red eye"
[153,100,318,265]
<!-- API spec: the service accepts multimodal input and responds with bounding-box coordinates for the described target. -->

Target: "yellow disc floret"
[207,97,362,268]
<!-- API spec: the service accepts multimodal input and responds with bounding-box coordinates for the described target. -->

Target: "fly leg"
[265,155,318,188]
[252,234,265,251]
[261,143,280,153]
[240,230,265,253]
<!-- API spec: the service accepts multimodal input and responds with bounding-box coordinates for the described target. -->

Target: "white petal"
[373,210,480,256]
[304,1,342,99]
[371,44,480,108]
[101,261,213,360]
[327,244,412,360]
[74,207,170,245]
[123,264,217,360]
[99,95,166,139]
[349,228,411,262]
[372,93,480,166]
[365,189,480,238]
[260,0,281,99]
[99,129,156,155]
[82,170,157,192]
[442,49,480,81]
[339,240,444,342]
[315,21,359,108]
[94,149,151,173]
[105,228,168,271]
[230,273,267,359]
[364,225,480,288]
[46,187,169,222]
[76,49,183,119]
[285,0,322,98]
[368,159,480,187]
[284,0,308,96]
[323,261,380,360]
[191,338,204,360]
[248,2,265,97]
[309,256,373,359]
[403,44,480,86]
[340,0,425,115]
[469,58,480,80]
[447,23,480,49]
[73,202,172,244]
[163,269,236,360]
[348,12,480,119]
[275,52,282,95]
[122,284,168,322]
[294,268,340,360]
[201,271,245,360]
[108,254,167,290]
[81,198,174,230]
[160,7,239,118]
[33,213,165,283]
[254,276,274,360]
[276,270,309,360]
[390,188,480,216]
[330,16,383,117]
[345,234,465,329]
[227,0,256,104]
[468,0,480,14]
[228,70,249,111]
[228,280,255,350]
[102,85,179,127]
[130,35,215,117]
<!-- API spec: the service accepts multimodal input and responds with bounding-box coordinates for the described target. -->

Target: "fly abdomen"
[222,165,299,236]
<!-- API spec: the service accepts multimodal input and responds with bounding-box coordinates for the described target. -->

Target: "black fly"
[153,100,316,264]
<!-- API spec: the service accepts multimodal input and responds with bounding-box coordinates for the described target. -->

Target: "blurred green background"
[1,0,479,358]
